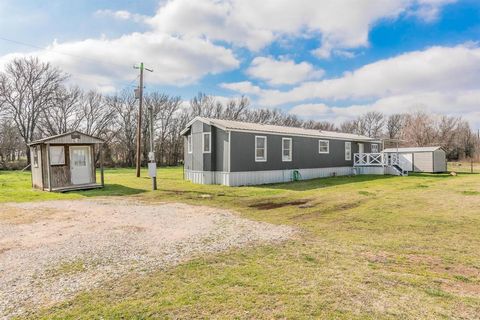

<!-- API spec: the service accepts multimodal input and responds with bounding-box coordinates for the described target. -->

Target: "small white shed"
[382,146,446,173]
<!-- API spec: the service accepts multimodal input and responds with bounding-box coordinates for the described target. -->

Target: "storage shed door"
[70,146,92,185]
[399,153,413,171]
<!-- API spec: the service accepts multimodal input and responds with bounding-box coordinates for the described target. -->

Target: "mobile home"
[181,117,387,186]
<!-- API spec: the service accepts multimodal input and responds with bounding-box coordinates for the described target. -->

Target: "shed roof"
[182,117,379,142]
[382,146,443,153]
[28,131,104,145]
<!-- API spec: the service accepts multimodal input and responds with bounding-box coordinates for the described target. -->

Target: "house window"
[202,132,211,153]
[32,147,39,168]
[255,136,267,162]
[345,142,352,161]
[371,144,379,153]
[319,140,329,154]
[187,135,192,154]
[49,146,65,165]
[282,138,292,162]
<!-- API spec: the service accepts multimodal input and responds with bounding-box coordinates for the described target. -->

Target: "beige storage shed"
[28,131,105,192]
[382,146,446,173]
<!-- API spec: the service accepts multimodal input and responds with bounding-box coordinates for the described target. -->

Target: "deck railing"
[353,153,399,167]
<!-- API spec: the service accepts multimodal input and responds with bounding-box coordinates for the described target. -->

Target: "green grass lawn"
[2,167,480,319]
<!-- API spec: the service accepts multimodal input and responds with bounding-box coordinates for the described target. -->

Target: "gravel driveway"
[0,198,294,319]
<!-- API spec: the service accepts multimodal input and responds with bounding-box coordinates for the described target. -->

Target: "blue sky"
[1,0,480,127]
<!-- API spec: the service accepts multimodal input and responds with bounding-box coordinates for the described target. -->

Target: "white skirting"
[185,167,355,186]
[353,166,402,176]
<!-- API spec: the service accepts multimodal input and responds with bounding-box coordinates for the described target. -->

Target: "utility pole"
[134,62,153,180]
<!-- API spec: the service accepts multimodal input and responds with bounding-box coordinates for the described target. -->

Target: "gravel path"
[0,198,294,319]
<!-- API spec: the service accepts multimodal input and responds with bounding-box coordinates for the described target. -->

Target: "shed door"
[399,153,413,171]
[70,146,92,185]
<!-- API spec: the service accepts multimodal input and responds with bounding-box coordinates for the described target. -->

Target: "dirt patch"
[363,251,391,264]
[0,198,294,319]
[291,201,362,220]
[407,254,443,266]
[442,281,480,298]
[249,200,309,210]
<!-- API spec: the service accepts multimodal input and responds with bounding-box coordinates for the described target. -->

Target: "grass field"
[1,167,480,319]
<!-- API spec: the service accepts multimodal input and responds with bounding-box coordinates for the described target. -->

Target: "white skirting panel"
[353,166,402,176]
[354,166,386,175]
[185,167,354,186]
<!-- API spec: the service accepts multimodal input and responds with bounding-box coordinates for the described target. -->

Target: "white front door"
[70,146,92,185]
[358,143,364,154]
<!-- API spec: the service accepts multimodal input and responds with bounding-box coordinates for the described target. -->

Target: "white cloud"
[0,33,239,92]
[95,9,147,23]
[240,43,480,106]
[411,0,457,22]
[288,103,330,117]
[220,81,265,95]
[147,0,454,57]
[246,56,324,85]
[288,91,480,128]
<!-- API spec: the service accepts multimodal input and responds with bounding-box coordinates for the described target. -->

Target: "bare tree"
[386,114,405,139]
[79,90,116,138]
[0,118,23,164]
[302,120,336,131]
[359,111,385,138]
[340,119,361,134]
[222,96,250,120]
[38,86,82,136]
[0,57,67,163]
[190,92,217,118]
[107,91,137,166]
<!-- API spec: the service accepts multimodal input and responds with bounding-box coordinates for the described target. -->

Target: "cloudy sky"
[1,0,479,127]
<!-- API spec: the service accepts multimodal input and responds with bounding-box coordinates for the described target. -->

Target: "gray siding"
[184,120,204,171]
[214,127,229,172]
[413,152,433,172]
[433,149,446,172]
[183,120,228,172]
[229,131,375,172]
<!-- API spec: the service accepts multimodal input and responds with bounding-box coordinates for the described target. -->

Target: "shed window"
[255,136,267,162]
[282,138,292,162]
[49,146,65,165]
[345,142,352,161]
[319,140,329,154]
[187,135,192,154]
[202,132,211,153]
[371,144,379,153]
[32,147,39,168]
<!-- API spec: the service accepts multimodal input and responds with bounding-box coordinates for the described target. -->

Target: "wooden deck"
[51,183,103,193]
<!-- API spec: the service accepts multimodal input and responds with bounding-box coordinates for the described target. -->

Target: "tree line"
[0,57,478,169]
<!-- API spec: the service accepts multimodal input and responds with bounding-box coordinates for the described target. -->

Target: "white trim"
[228,131,231,172]
[187,135,192,154]
[318,140,329,154]
[282,137,292,162]
[255,135,267,162]
[345,142,352,161]
[202,132,211,154]
[371,143,379,153]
